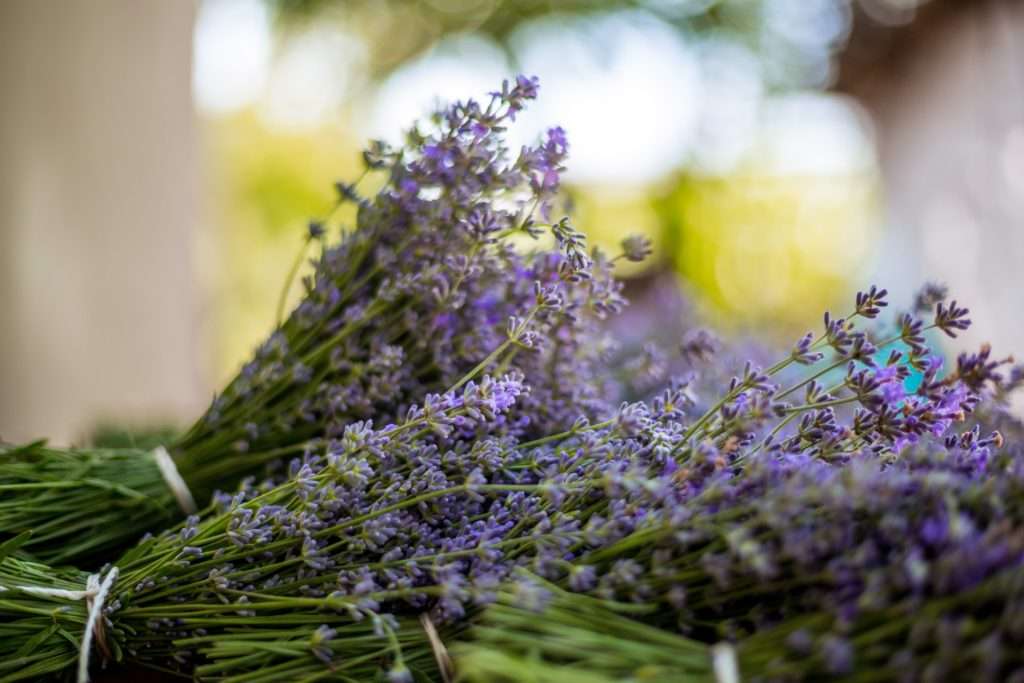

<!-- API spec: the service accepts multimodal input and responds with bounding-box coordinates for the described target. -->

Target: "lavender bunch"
[447,288,1019,682]
[463,443,1024,683]
[0,285,1009,681]
[544,290,1014,614]
[0,77,625,565]
[0,374,614,682]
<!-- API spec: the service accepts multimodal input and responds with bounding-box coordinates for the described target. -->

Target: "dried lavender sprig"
[670,286,989,466]
[675,286,892,444]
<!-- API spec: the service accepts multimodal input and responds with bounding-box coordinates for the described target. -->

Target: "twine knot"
[152,446,198,515]
[78,567,119,683]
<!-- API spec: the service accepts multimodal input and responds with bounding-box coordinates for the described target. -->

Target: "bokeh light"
[190,0,888,375]
[193,0,273,114]
[673,92,882,332]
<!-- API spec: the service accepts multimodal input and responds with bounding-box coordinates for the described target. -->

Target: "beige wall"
[0,0,207,443]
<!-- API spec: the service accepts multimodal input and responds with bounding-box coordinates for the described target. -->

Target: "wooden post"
[0,0,207,443]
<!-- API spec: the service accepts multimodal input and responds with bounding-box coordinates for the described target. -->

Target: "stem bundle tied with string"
[0,361,599,682]
[0,76,627,565]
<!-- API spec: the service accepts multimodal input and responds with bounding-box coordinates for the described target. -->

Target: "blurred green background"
[2,0,1022,442]
[200,0,885,379]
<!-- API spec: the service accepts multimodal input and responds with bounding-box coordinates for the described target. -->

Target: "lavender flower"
[913,282,948,314]
[935,300,971,338]
[619,235,654,263]
[854,284,888,319]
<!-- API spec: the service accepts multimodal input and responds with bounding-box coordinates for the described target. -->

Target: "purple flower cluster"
[545,432,1024,676]
[172,77,627,501]
[659,286,993,465]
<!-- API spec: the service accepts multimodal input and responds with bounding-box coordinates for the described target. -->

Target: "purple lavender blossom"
[171,76,625,505]
[935,300,971,338]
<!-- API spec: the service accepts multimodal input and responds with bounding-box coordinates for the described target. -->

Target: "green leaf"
[0,531,32,563]
[13,624,58,659]
[0,440,48,460]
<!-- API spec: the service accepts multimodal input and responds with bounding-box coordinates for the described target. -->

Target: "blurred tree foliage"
[663,169,880,333]
[264,0,804,86]
[90,424,180,450]
[202,112,360,381]
[201,0,882,379]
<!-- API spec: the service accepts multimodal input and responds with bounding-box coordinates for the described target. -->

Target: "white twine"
[152,446,198,515]
[420,613,453,683]
[0,567,119,683]
[0,584,92,599]
[711,642,740,683]
[78,567,119,683]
